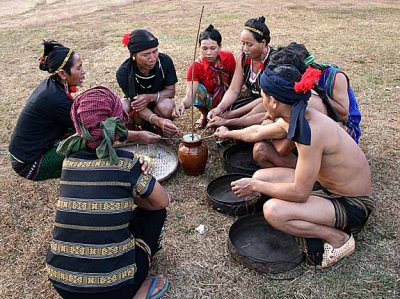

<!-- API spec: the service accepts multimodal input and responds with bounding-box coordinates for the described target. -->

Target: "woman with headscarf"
[207,16,276,129]
[172,24,236,129]
[8,40,85,181]
[46,86,170,299]
[116,29,179,137]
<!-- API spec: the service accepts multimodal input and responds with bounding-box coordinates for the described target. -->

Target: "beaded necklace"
[249,46,270,84]
[134,73,155,90]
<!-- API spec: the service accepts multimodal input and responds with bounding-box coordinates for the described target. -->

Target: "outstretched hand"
[207,107,223,121]
[213,126,229,140]
[158,118,179,137]
[231,178,254,198]
[207,116,227,128]
[172,102,185,118]
[138,131,161,144]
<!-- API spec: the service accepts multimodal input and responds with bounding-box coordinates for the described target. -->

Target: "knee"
[253,142,269,163]
[263,199,286,226]
[253,142,266,155]
[157,98,174,119]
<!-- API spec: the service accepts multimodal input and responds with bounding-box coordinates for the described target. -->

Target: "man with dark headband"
[252,42,363,169]
[116,29,179,137]
[47,86,170,299]
[214,64,374,269]
[8,40,85,180]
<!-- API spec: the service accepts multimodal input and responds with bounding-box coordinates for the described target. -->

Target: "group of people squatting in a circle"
[8,16,374,299]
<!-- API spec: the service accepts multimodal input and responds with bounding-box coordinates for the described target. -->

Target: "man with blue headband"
[214,64,374,269]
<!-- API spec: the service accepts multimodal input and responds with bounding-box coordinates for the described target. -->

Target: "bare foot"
[133,275,168,299]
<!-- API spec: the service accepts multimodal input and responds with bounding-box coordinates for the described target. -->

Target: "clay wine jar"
[178,133,208,176]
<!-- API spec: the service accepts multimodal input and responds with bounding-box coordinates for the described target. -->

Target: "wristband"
[155,92,160,105]
[149,113,157,125]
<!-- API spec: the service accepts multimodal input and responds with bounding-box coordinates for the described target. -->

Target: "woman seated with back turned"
[46,86,170,299]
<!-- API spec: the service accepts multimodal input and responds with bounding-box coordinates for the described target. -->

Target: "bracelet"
[149,113,157,125]
[155,92,160,105]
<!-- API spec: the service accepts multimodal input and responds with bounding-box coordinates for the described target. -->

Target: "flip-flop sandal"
[315,234,355,269]
[195,117,207,129]
[146,276,170,299]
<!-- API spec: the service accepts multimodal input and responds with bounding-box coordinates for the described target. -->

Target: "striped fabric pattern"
[46,149,156,293]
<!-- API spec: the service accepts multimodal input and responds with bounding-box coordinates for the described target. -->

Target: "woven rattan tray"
[115,142,178,182]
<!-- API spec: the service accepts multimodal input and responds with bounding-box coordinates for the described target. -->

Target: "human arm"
[173,81,199,118]
[131,85,176,112]
[126,130,161,144]
[134,182,170,210]
[222,99,264,119]
[137,108,178,137]
[214,119,287,143]
[232,142,321,202]
[271,139,295,156]
[207,53,245,120]
[208,113,267,128]
[329,72,350,122]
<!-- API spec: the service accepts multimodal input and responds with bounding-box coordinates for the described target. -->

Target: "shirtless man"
[214,64,375,268]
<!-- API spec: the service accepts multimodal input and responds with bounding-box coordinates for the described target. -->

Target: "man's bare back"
[303,108,371,196]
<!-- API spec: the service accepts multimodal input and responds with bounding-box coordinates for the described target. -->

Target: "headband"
[260,66,312,145]
[244,26,264,37]
[51,48,73,75]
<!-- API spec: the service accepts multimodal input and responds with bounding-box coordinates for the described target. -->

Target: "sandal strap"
[146,276,158,299]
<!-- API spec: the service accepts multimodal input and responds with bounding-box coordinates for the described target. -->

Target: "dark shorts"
[9,147,64,181]
[310,188,375,235]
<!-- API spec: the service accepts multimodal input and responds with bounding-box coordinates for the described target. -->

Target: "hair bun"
[256,16,266,23]
[205,24,214,31]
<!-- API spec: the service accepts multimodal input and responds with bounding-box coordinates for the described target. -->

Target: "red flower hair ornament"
[122,33,131,47]
[294,66,322,93]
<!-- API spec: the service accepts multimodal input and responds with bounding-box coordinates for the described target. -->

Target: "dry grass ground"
[0,0,399,298]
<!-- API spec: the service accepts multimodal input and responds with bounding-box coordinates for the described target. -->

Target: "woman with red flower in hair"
[116,29,179,137]
[8,40,85,181]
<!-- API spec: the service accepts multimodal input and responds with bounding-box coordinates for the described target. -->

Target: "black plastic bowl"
[223,142,260,175]
[206,173,266,216]
[228,213,304,274]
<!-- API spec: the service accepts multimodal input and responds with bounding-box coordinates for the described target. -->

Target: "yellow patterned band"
[57,198,133,213]
[244,26,264,37]
[54,222,129,231]
[50,238,135,258]
[135,174,152,195]
[52,49,73,75]
[46,264,136,287]
[63,158,135,171]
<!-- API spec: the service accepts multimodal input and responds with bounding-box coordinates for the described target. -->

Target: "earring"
[64,81,69,93]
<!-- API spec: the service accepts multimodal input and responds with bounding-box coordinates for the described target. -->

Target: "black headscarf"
[260,65,311,145]
[118,30,163,98]
[127,29,159,54]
